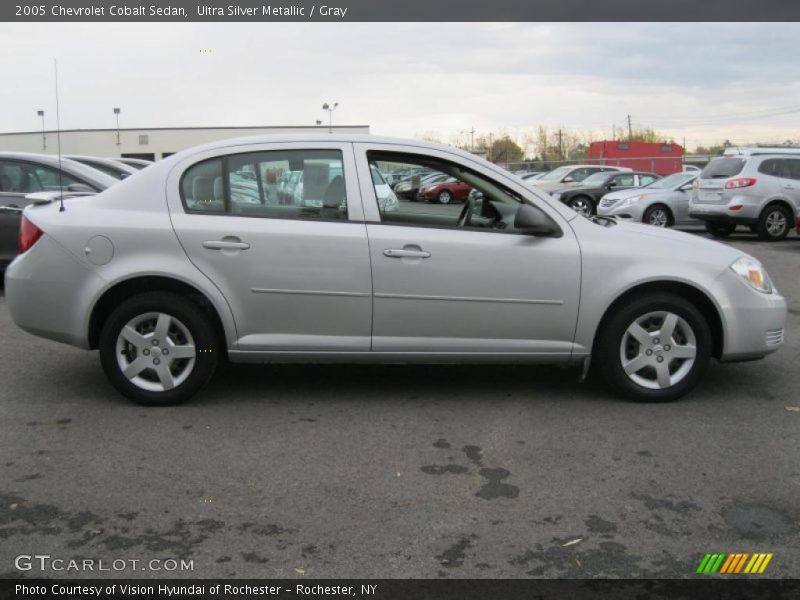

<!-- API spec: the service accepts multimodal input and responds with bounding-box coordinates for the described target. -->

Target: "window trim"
[178,148,354,223]
[361,149,557,237]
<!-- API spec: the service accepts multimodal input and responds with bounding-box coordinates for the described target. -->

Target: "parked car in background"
[530,164,631,193]
[4,135,786,406]
[552,171,660,216]
[690,147,800,240]
[113,157,153,170]
[394,171,448,200]
[0,152,117,269]
[417,177,472,204]
[598,172,698,227]
[518,171,544,180]
[67,155,138,180]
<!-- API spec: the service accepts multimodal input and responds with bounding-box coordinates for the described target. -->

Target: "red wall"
[588,141,684,175]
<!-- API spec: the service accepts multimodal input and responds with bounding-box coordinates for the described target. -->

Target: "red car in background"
[416,177,472,204]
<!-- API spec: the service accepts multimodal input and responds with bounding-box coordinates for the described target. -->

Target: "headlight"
[730,256,773,294]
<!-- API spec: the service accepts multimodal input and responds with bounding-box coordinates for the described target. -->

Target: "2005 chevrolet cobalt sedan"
[4,135,787,405]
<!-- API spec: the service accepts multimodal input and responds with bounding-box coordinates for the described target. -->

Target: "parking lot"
[0,232,798,580]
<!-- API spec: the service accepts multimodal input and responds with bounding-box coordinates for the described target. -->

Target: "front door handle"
[203,240,250,250]
[383,248,431,259]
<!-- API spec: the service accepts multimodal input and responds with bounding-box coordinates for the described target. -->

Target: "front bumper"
[597,201,646,221]
[711,268,787,361]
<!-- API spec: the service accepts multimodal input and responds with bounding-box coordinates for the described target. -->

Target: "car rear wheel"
[643,204,673,228]
[568,196,594,216]
[596,293,711,402]
[756,204,791,241]
[99,292,218,406]
[437,190,453,204]
[704,222,735,238]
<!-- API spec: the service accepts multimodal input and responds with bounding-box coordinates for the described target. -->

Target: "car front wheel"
[568,196,594,216]
[595,293,712,402]
[99,292,219,406]
[437,190,453,204]
[643,204,672,228]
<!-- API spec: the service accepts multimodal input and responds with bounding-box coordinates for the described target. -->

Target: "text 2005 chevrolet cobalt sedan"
[4,136,787,405]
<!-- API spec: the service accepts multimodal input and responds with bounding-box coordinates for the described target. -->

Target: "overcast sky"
[1,22,799,150]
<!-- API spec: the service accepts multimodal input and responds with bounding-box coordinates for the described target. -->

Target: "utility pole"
[612,124,616,141]
[627,114,633,140]
[557,129,564,159]
[37,110,46,151]
[469,126,475,152]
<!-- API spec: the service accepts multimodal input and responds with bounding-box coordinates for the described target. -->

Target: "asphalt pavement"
[0,232,798,579]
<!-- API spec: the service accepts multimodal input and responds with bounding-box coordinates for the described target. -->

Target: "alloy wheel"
[648,208,668,227]
[115,312,196,392]
[439,191,452,204]
[619,311,697,390]
[765,210,787,237]
[569,197,591,216]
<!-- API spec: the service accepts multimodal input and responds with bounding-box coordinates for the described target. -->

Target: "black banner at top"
[3,0,800,22]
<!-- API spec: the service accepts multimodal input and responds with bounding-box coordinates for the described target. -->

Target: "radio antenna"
[54,58,65,212]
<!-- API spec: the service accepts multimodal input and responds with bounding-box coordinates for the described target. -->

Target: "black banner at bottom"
[2,579,800,600]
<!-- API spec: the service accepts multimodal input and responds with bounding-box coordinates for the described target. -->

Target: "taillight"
[725,178,757,189]
[18,215,43,253]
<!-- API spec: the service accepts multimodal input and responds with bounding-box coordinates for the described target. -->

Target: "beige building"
[0,124,371,161]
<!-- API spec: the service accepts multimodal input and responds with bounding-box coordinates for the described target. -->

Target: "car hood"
[605,219,742,263]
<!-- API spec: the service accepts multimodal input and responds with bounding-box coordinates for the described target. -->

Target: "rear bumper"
[4,235,105,349]
[689,196,760,223]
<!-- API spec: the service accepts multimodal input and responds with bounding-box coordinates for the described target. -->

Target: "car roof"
[0,151,119,188]
[722,146,800,157]
[67,155,138,173]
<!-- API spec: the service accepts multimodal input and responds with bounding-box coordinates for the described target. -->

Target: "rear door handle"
[383,248,430,259]
[203,240,250,250]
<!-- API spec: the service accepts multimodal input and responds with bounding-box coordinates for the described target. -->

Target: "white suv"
[690,147,800,241]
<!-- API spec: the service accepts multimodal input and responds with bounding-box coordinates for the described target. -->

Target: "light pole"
[322,102,338,134]
[113,107,121,146]
[37,110,46,151]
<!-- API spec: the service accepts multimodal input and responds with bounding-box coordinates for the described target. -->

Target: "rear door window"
[757,158,788,178]
[786,159,800,181]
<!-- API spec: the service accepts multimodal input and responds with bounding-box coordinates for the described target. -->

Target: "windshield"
[539,166,572,181]
[645,173,695,189]
[579,172,612,187]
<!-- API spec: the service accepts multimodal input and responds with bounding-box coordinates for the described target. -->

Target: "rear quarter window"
[700,157,746,179]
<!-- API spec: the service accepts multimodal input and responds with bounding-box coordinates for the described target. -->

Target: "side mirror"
[562,176,574,183]
[67,183,95,193]
[514,204,562,237]
[679,184,693,191]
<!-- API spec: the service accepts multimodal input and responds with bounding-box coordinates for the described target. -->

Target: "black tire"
[595,293,712,402]
[704,221,735,238]
[99,291,219,406]
[755,204,791,241]
[643,204,673,228]
[568,195,594,216]
[437,190,453,204]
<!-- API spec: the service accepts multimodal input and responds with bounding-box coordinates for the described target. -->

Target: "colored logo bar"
[696,553,773,574]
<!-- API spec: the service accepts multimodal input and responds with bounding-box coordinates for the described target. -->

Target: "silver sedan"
[4,135,787,405]
[597,172,699,227]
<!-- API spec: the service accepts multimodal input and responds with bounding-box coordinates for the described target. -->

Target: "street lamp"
[113,107,121,146]
[322,102,338,134]
[37,110,46,151]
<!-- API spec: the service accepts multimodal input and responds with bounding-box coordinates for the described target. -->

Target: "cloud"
[1,22,798,147]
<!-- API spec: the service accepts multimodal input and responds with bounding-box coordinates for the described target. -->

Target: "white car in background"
[531,164,632,193]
